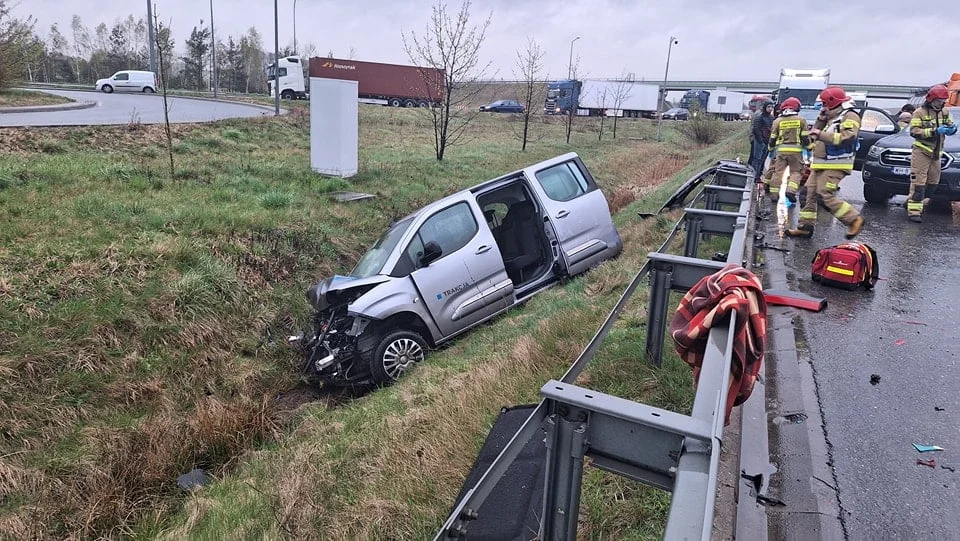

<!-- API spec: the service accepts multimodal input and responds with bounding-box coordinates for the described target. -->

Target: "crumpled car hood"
[306,274,392,311]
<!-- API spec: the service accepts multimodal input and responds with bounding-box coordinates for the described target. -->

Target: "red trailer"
[308,57,445,107]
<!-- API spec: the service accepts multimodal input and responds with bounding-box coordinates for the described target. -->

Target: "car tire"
[281,89,296,100]
[368,330,427,385]
[143,87,156,93]
[101,85,113,94]
[862,183,890,204]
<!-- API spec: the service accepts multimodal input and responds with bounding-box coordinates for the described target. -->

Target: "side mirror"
[419,241,443,267]
[875,124,896,135]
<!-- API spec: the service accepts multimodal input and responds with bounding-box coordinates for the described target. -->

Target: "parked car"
[738,111,752,121]
[661,108,689,120]
[794,106,899,170]
[95,70,158,94]
[298,153,622,387]
[479,99,525,113]
[861,108,960,204]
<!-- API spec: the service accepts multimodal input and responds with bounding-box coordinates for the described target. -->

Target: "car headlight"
[951,152,960,163]
[867,146,883,158]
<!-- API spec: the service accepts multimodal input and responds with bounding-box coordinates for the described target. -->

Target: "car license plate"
[892,166,910,176]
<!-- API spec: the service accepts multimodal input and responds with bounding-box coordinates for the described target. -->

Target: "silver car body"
[304,152,622,385]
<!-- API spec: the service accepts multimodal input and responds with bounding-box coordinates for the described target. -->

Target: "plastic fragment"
[913,444,945,453]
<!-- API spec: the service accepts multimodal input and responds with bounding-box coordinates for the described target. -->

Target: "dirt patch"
[272,383,366,426]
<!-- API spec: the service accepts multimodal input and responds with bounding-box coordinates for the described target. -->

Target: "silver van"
[298,152,623,386]
[95,70,158,93]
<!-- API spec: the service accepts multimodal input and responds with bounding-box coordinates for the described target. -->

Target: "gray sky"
[19,0,959,86]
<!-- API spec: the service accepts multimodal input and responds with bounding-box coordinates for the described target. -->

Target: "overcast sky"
[19,0,959,86]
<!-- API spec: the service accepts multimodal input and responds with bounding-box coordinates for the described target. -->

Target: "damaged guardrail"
[435,160,755,541]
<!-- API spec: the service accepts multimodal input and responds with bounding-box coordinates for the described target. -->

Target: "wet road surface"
[765,172,960,539]
[0,89,276,127]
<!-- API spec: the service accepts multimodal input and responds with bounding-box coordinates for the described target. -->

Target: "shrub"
[259,191,293,210]
[675,114,726,145]
[39,140,68,154]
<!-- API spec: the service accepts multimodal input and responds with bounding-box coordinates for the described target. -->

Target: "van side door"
[400,196,512,338]
[526,156,622,277]
[112,72,130,92]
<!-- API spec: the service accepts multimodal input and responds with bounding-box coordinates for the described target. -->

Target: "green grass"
[0,103,747,539]
[0,89,73,107]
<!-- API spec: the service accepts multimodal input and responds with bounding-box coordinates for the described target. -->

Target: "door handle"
[476,245,492,254]
[555,210,570,219]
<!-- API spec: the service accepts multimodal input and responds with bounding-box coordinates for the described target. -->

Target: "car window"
[114,73,129,81]
[535,161,591,202]
[352,217,414,279]
[859,109,891,133]
[405,202,478,270]
[278,67,288,77]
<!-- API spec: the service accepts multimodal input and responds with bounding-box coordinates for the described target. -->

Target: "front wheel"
[143,87,156,93]
[368,330,427,385]
[281,89,296,100]
[101,85,113,94]
[862,183,890,204]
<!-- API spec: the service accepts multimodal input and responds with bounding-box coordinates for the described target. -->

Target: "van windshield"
[351,217,414,279]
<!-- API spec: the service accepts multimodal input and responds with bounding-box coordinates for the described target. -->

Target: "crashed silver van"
[298,152,622,386]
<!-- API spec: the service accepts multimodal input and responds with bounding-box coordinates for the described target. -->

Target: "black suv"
[861,107,960,204]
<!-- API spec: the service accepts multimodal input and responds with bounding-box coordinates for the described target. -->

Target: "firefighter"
[766,97,812,204]
[906,85,957,223]
[787,87,865,239]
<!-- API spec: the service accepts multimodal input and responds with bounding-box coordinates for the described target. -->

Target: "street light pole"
[274,0,280,115]
[209,0,217,97]
[656,36,678,142]
[147,0,157,74]
[567,36,580,80]
[293,0,298,54]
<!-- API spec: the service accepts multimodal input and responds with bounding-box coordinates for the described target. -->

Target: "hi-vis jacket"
[767,111,812,154]
[910,105,955,157]
[811,105,861,170]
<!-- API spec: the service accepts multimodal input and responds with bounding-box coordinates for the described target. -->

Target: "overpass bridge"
[659,80,928,100]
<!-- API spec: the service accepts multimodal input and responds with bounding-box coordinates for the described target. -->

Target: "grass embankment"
[0,89,73,108]
[0,106,746,538]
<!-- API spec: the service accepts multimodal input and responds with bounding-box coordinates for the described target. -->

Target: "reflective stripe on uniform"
[907,201,924,212]
[825,182,838,190]
[799,210,817,220]
[833,201,852,218]
[840,119,860,129]
[787,181,799,191]
[777,145,802,152]
[811,162,854,170]
[832,133,842,145]
[914,141,935,153]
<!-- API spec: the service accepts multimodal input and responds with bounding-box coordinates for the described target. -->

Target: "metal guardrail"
[435,161,755,540]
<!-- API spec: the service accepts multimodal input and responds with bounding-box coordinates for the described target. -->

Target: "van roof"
[117,70,156,75]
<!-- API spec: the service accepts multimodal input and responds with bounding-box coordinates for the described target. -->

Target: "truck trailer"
[268,56,445,107]
[544,79,660,117]
[679,88,746,120]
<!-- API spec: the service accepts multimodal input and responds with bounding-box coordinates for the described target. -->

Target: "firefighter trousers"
[772,152,804,196]
[798,168,859,227]
[907,148,941,218]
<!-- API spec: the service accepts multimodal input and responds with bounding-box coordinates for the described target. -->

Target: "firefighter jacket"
[767,111,812,154]
[811,105,860,171]
[910,105,955,157]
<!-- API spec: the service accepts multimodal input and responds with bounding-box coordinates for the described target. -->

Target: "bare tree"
[152,12,175,179]
[513,37,546,151]
[610,71,635,139]
[70,15,91,83]
[595,85,610,141]
[403,0,492,161]
[564,54,581,145]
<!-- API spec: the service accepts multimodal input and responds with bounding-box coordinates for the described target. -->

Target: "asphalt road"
[768,172,960,539]
[0,89,277,127]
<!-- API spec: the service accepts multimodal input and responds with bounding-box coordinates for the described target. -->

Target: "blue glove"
[936,125,953,135]
[948,125,958,136]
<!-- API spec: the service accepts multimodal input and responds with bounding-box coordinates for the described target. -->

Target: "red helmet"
[781,97,802,112]
[926,84,949,102]
[820,87,848,109]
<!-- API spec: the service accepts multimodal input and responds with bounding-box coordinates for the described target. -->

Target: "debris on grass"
[913,444,945,453]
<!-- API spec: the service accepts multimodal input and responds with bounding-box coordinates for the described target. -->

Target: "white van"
[95,70,158,94]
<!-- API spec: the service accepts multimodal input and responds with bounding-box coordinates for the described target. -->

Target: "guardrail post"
[540,405,588,541]
[704,185,750,210]
[714,163,751,188]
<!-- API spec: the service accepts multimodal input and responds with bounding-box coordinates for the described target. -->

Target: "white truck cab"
[267,56,307,100]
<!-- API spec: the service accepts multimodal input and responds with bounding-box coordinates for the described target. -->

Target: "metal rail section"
[435,161,755,540]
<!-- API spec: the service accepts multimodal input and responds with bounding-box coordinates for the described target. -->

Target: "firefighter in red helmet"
[766,97,812,203]
[906,85,956,222]
[787,86,865,239]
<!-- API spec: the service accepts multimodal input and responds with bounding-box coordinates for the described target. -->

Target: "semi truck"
[775,68,830,108]
[544,79,660,118]
[679,88,746,120]
[268,56,445,107]
[266,56,308,99]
